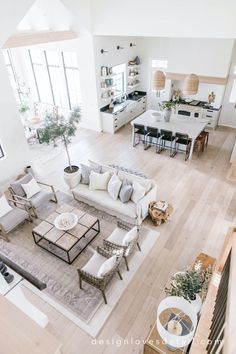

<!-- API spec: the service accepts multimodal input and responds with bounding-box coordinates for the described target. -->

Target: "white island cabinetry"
[101,95,146,134]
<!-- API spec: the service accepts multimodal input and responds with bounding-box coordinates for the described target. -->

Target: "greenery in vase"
[159,101,179,110]
[19,102,30,113]
[165,261,211,302]
[39,107,81,173]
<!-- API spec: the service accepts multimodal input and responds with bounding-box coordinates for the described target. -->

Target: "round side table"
[149,201,174,226]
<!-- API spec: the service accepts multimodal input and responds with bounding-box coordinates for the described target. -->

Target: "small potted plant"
[165,261,211,313]
[159,101,179,122]
[19,102,30,120]
[39,107,81,189]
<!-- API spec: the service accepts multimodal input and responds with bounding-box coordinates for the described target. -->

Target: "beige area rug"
[0,192,160,337]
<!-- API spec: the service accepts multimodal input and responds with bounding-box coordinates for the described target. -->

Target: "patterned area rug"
[0,192,159,336]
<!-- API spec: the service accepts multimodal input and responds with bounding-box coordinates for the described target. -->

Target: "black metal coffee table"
[32,203,100,264]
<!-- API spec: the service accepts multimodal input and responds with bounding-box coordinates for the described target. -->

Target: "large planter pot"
[164,108,172,122]
[189,294,202,314]
[64,165,80,189]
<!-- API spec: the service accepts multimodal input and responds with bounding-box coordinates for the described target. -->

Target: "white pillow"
[21,178,41,198]
[122,227,138,246]
[118,171,152,194]
[89,171,111,191]
[97,255,117,277]
[0,195,12,218]
[131,181,146,203]
[107,174,122,200]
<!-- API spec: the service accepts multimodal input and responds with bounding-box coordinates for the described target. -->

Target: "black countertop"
[171,99,222,111]
[100,91,146,114]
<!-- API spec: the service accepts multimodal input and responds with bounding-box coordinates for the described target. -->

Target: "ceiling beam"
[2,30,78,48]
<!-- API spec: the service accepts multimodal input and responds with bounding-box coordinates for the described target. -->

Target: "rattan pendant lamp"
[153,70,166,92]
[183,73,199,95]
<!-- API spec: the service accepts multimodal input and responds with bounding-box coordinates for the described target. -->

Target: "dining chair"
[172,132,192,161]
[158,129,176,156]
[144,127,160,152]
[133,124,146,147]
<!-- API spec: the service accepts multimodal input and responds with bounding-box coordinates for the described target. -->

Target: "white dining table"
[131,110,209,159]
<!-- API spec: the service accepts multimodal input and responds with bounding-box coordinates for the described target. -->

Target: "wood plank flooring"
[24,124,236,354]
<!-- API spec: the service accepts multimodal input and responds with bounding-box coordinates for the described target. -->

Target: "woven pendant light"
[183,73,199,95]
[153,70,166,91]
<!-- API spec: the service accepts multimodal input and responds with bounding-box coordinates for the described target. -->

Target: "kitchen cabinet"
[101,95,147,134]
[202,108,220,129]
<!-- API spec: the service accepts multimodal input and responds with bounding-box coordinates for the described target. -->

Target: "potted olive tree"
[165,261,211,313]
[159,101,179,122]
[39,108,81,189]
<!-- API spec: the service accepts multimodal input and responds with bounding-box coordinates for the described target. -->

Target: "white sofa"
[72,164,157,226]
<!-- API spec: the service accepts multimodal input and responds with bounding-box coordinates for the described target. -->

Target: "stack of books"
[153,201,168,213]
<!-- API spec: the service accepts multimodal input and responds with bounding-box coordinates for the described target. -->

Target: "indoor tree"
[39,107,81,173]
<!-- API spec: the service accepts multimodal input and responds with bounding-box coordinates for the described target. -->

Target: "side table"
[149,201,174,226]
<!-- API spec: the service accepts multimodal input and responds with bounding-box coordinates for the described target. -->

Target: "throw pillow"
[10,174,32,197]
[21,178,41,199]
[80,164,101,185]
[118,171,152,194]
[89,171,111,191]
[0,195,13,218]
[122,227,138,246]
[119,179,133,203]
[97,255,117,277]
[89,159,117,174]
[131,181,146,203]
[107,174,122,200]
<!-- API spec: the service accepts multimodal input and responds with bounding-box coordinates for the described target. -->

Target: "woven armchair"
[102,221,141,271]
[9,174,57,218]
[77,246,123,304]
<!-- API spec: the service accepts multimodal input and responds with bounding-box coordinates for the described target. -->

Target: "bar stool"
[133,124,146,147]
[172,132,192,161]
[158,129,176,156]
[144,127,160,151]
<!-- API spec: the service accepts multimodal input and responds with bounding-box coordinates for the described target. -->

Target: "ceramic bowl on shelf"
[54,212,78,231]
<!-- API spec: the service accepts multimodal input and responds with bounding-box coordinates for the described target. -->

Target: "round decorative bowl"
[54,212,78,231]
[151,111,163,121]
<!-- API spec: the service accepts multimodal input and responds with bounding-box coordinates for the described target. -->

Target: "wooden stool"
[200,130,209,148]
[194,134,205,157]
[149,201,174,226]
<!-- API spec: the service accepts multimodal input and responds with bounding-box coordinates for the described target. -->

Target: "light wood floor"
[25,124,236,354]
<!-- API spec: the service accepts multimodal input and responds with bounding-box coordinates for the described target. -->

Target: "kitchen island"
[131,110,209,159]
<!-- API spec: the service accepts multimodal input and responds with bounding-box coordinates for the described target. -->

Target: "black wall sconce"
[130,43,136,47]
[100,49,108,54]
[117,45,124,50]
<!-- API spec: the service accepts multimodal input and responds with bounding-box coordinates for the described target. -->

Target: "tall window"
[112,63,126,96]
[29,50,82,109]
[2,49,21,103]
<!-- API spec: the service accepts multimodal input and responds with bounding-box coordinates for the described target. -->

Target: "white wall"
[93,36,138,107]
[91,0,236,38]
[0,52,31,187]
[135,37,233,108]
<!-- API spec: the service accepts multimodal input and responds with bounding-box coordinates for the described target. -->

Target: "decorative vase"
[189,294,202,314]
[25,166,35,177]
[164,108,172,122]
[63,165,80,189]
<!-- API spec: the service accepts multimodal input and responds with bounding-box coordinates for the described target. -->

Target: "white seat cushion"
[30,190,54,208]
[73,184,137,219]
[107,227,127,245]
[82,252,106,277]
[0,207,28,233]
